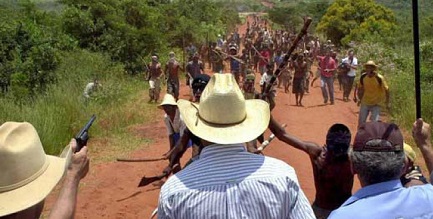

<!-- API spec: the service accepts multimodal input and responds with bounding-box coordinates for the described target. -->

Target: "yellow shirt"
[359,73,388,106]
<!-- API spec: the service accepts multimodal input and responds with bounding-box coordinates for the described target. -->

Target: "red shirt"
[318,56,336,77]
[259,50,270,67]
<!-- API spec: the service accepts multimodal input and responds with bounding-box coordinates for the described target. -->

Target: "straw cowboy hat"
[364,60,378,69]
[177,73,270,144]
[0,122,72,217]
[158,94,177,109]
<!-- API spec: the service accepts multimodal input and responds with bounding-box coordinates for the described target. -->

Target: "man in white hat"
[353,60,390,126]
[0,122,89,218]
[159,94,187,155]
[158,74,315,219]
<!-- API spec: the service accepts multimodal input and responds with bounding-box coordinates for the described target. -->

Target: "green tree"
[0,1,72,98]
[268,5,302,32]
[316,0,397,46]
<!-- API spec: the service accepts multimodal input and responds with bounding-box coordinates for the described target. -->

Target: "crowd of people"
[2,14,433,219]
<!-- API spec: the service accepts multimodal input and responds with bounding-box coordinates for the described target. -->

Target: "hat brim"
[0,146,71,217]
[364,64,378,69]
[178,99,270,144]
[158,103,177,109]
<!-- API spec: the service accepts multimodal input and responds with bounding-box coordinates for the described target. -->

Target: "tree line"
[0,0,240,100]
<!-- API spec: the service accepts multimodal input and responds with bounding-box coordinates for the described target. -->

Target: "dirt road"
[44,15,361,219]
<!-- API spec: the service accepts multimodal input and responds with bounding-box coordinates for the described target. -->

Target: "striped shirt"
[158,144,315,219]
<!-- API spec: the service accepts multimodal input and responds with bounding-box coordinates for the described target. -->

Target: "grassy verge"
[0,49,158,161]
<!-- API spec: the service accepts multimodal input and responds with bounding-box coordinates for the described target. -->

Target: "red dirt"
[44,15,361,219]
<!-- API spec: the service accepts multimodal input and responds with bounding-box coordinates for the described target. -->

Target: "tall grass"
[0,49,158,156]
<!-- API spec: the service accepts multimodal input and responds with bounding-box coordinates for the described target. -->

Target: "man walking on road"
[185,53,204,102]
[354,60,390,127]
[292,54,307,106]
[341,50,358,101]
[317,50,337,105]
[164,52,181,100]
[158,74,315,219]
[147,55,162,103]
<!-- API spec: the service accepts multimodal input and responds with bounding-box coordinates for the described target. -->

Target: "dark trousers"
[343,76,355,99]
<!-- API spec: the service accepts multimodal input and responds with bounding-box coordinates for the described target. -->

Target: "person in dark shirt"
[269,117,353,219]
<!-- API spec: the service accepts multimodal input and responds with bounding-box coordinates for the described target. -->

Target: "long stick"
[214,49,245,64]
[262,17,312,97]
[412,0,421,119]
[251,44,269,63]
[116,157,166,162]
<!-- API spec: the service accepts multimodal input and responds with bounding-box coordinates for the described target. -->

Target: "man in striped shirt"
[158,73,315,219]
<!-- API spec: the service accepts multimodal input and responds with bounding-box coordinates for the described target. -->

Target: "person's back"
[158,73,314,219]
[159,144,313,219]
[329,181,433,218]
[312,152,353,210]
[329,121,433,219]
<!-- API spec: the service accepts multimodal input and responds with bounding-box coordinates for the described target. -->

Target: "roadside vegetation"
[0,0,240,156]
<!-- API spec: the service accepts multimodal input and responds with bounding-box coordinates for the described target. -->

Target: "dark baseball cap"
[353,122,403,152]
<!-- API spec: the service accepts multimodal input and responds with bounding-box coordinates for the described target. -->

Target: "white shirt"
[163,109,186,135]
[342,57,358,77]
[260,72,277,92]
[260,72,270,86]
[83,82,96,98]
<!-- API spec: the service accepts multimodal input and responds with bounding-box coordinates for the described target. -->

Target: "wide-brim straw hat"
[177,73,270,144]
[158,94,177,109]
[0,122,72,217]
[364,60,378,69]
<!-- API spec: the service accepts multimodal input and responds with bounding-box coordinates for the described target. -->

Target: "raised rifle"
[74,115,96,153]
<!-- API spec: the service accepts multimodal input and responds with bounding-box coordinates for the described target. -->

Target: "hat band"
[191,103,247,126]
[197,113,246,126]
[0,158,50,192]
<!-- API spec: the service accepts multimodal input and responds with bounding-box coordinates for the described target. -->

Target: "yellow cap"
[404,143,416,162]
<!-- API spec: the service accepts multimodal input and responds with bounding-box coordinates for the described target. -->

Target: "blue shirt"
[230,58,240,71]
[158,144,315,219]
[329,179,433,219]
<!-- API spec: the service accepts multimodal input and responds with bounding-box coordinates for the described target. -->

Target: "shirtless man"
[292,54,307,106]
[147,55,162,103]
[164,52,181,100]
[185,53,204,101]
[269,117,353,219]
